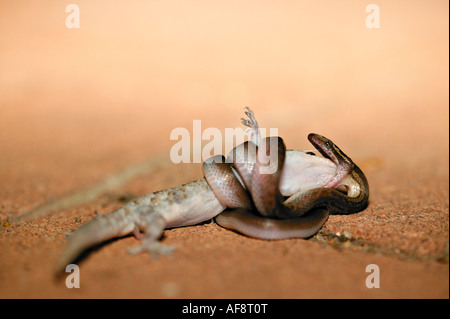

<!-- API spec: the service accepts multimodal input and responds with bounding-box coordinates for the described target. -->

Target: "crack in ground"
[10,155,168,223]
[312,229,449,265]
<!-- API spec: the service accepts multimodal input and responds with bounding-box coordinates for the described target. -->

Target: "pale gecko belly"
[128,178,227,229]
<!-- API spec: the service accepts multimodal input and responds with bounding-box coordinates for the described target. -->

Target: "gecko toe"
[128,241,175,259]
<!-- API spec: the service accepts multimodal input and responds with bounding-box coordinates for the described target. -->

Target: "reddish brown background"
[0,1,448,298]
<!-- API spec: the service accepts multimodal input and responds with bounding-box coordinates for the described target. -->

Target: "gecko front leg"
[241,106,261,146]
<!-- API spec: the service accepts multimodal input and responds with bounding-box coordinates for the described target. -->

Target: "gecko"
[56,108,368,271]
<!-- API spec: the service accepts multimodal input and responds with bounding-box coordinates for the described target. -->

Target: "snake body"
[56,108,370,270]
[203,133,369,240]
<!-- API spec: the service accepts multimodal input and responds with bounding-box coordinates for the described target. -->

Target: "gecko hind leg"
[128,206,175,258]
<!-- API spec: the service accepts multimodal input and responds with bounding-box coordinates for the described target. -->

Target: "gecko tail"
[55,207,135,274]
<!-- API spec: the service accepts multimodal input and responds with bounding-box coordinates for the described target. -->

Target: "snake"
[202,133,369,240]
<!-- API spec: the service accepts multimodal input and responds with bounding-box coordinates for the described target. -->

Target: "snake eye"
[324,141,332,149]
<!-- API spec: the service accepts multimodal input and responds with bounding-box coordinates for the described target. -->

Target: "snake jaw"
[307,133,353,171]
[307,133,354,188]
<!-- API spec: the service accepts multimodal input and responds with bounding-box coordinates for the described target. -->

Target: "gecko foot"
[241,107,260,146]
[240,106,258,129]
[128,240,175,259]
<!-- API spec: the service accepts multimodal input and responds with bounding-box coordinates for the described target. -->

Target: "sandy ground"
[0,1,448,298]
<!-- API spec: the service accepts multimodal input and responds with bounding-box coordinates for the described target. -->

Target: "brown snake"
[203,133,369,240]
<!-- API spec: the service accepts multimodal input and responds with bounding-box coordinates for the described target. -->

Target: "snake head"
[307,133,354,174]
